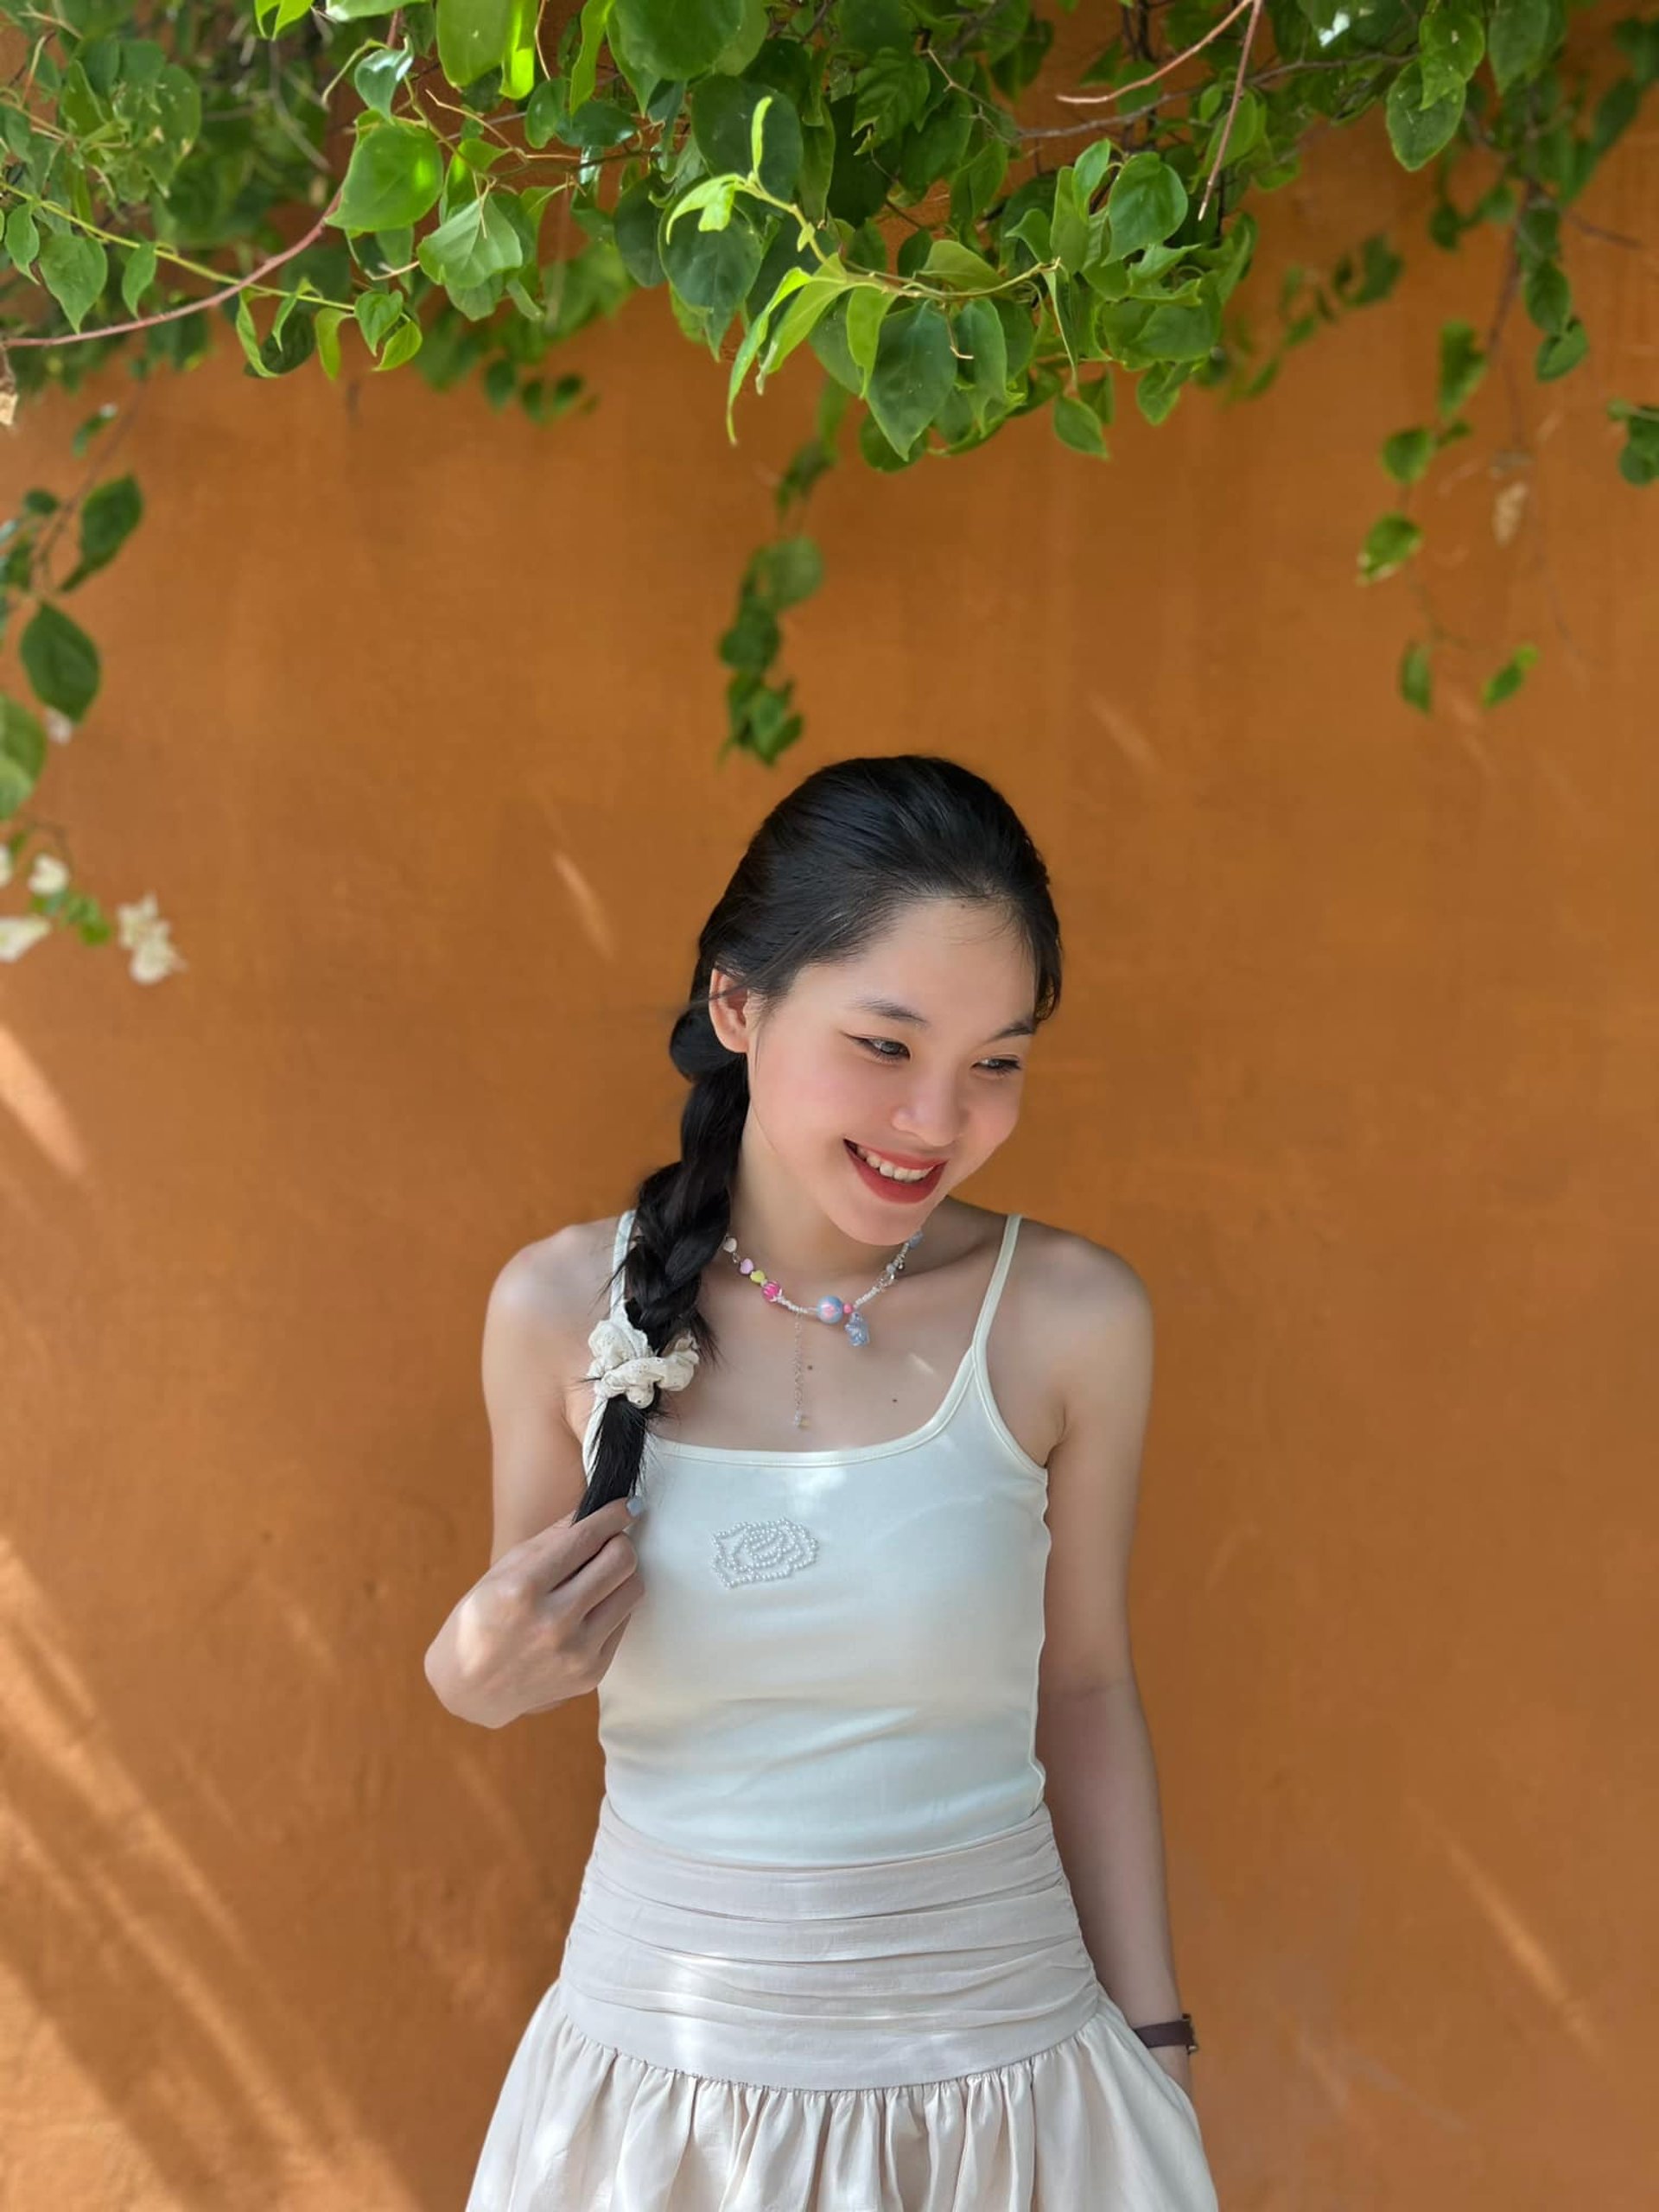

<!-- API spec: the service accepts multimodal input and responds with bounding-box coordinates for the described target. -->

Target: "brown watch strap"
[1132,2012,1198,2052]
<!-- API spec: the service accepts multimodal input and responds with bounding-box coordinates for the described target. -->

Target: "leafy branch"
[0,0,1654,982]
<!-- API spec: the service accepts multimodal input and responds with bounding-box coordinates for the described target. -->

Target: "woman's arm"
[1033,1239,1197,2099]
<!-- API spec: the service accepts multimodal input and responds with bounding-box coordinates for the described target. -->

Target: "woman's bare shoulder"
[486,1212,623,1350]
[1014,1210,1150,1316]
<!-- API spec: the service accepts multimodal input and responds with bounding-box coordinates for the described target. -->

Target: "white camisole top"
[594,1207,1053,1866]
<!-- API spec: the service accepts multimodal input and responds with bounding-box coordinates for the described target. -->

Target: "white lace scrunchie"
[581,1313,701,1478]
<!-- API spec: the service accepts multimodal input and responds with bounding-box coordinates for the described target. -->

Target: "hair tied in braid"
[581,1314,702,1479]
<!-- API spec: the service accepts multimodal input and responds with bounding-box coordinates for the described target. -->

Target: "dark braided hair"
[572,754,1063,1523]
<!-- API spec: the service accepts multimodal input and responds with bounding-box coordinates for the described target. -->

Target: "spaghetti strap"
[970,1211,1022,1359]
[609,1206,636,1322]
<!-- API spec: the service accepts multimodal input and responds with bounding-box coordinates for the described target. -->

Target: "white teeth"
[852,1143,933,1182]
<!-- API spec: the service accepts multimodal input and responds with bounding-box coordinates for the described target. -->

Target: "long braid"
[573,981,748,1522]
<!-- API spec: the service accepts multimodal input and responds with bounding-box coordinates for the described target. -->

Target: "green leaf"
[60,474,143,590]
[0,697,48,817]
[1613,16,1659,86]
[1358,512,1424,582]
[416,193,524,290]
[1051,169,1090,276]
[1137,291,1221,362]
[330,121,445,232]
[727,267,810,436]
[1052,394,1109,456]
[1384,63,1465,171]
[1438,319,1486,415]
[613,182,667,286]
[613,0,743,80]
[437,0,534,92]
[569,0,617,111]
[552,98,639,152]
[852,51,931,143]
[1522,257,1572,336]
[845,283,894,386]
[842,0,912,52]
[120,238,158,315]
[661,200,761,320]
[234,295,279,378]
[955,137,1011,225]
[1608,398,1659,486]
[20,602,100,719]
[354,289,404,352]
[747,535,822,609]
[1105,153,1187,260]
[710,0,769,74]
[255,0,315,30]
[1420,1,1484,97]
[918,238,1000,291]
[1382,426,1435,484]
[1535,315,1586,382]
[1488,0,1551,92]
[1332,232,1403,308]
[664,175,741,238]
[1134,359,1189,425]
[691,76,802,196]
[4,204,39,275]
[865,301,955,457]
[315,305,349,379]
[758,272,846,383]
[952,295,1009,428]
[353,46,414,120]
[1073,137,1116,207]
[376,316,423,370]
[37,229,107,334]
[1480,643,1537,707]
[1590,75,1639,159]
[1400,640,1433,713]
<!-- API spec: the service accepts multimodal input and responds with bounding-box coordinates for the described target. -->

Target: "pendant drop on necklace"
[722,1224,926,1431]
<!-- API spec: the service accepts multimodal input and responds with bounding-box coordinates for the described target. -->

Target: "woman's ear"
[707,968,756,1057]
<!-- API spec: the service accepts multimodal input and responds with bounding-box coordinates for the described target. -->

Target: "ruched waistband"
[556,1795,1109,2091]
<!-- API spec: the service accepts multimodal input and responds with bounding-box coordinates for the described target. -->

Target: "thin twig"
[1198,0,1266,222]
[1053,0,1256,108]
[2,194,341,349]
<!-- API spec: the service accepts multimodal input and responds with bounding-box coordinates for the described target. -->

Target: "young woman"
[427,754,1220,2209]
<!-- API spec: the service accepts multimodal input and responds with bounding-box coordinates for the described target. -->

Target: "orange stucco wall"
[3,14,1656,2206]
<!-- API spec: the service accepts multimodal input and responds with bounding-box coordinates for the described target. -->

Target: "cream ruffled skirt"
[465,1796,1218,2211]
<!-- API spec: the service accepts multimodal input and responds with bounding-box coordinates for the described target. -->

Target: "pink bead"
[762,1281,782,1300]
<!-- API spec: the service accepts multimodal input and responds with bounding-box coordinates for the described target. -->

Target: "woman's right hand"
[444,1497,645,1727]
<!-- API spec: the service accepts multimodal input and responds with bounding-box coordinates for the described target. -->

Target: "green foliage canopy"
[0,0,1656,973]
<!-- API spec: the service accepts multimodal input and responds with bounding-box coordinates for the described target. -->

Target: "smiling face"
[709,897,1038,1246]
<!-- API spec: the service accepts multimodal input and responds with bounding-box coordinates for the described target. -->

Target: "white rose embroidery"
[712,1517,819,1588]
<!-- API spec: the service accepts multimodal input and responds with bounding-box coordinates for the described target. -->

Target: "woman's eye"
[851,1037,1023,1076]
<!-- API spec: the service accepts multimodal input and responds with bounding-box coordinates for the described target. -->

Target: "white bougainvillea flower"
[130,931,187,984]
[44,710,75,745]
[116,892,162,949]
[115,892,187,984]
[29,852,69,896]
[0,915,52,963]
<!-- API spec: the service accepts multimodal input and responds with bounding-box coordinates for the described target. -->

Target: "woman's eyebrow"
[848,995,1036,1042]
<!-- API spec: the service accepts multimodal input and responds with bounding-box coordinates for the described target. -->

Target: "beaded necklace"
[719,1225,925,1431]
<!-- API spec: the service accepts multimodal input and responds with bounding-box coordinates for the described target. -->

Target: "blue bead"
[846,1314,869,1347]
[817,1294,845,1324]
